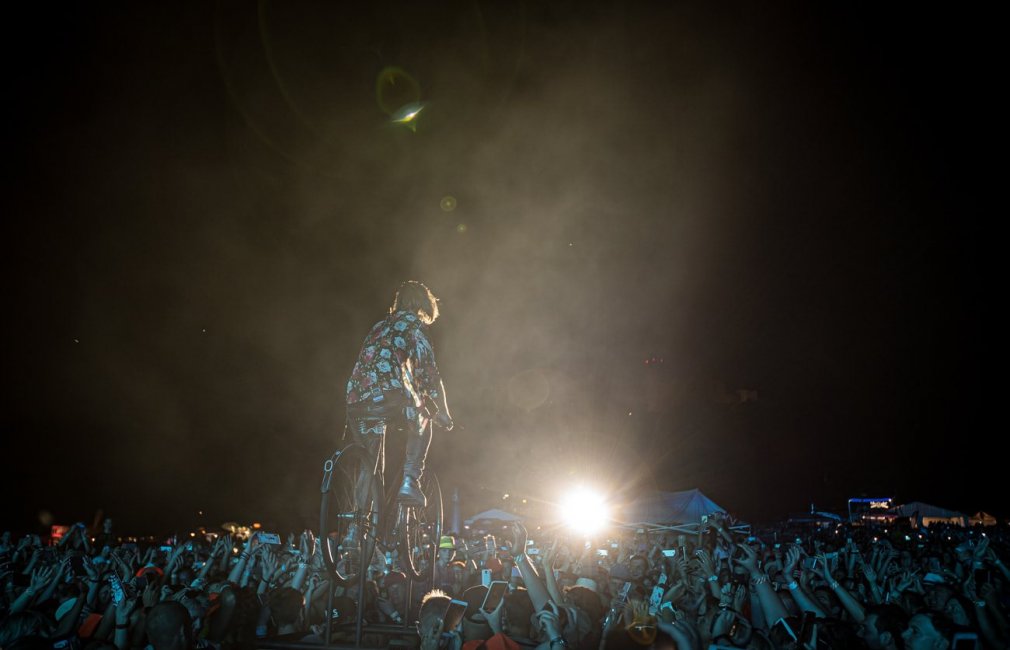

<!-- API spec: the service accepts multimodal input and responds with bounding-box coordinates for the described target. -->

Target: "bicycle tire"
[319,443,381,581]
[399,473,442,582]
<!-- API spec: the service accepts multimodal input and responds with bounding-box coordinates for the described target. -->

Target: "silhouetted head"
[391,281,439,325]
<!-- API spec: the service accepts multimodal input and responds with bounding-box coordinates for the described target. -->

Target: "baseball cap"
[136,564,164,578]
[440,535,456,549]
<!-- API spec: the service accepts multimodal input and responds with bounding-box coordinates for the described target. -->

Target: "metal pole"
[325,574,334,646]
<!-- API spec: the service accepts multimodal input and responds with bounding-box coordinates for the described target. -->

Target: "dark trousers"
[347,402,432,483]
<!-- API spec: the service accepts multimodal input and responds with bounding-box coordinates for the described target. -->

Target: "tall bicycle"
[319,420,442,646]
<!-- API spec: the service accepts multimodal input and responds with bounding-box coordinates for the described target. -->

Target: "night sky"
[1,2,998,535]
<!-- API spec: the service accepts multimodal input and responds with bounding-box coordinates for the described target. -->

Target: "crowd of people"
[2,512,1008,650]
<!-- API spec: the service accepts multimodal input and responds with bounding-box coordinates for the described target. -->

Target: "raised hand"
[662,581,686,605]
[861,561,878,585]
[783,546,801,576]
[299,531,310,558]
[165,553,183,576]
[261,552,278,584]
[30,565,55,592]
[973,537,990,563]
[892,570,915,594]
[82,557,101,582]
[541,538,557,570]
[694,548,716,577]
[511,523,529,555]
[816,554,834,583]
[962,575,979,603]
[481,586,505,635]
[16,535,32,553]
[734,544,760,575]
[675,551,689,578]
[306,530,317,557]
[115,593,136,626]
[312,539,326,569]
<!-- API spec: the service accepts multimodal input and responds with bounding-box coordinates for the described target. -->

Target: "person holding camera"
[345,281,454,513]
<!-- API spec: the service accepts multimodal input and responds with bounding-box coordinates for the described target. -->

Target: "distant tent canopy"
[464,508,524,526]
[622,489,725,525]
[890,502,968,528]
[788,510,844,526]
[969,511,998,527]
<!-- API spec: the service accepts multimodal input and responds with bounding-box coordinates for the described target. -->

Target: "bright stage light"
[559,486,610,535]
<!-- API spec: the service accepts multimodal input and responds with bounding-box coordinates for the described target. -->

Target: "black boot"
[398,475,426,507]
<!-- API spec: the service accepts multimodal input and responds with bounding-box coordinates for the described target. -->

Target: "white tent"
[464,508,524,526]
[891,501,968,528]
[969,511,998,527]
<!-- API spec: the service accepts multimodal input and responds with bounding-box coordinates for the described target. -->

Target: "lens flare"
[390,101,425,124]
[559,486,610,535]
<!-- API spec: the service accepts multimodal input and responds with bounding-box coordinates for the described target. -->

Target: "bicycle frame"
[319,425,441,648]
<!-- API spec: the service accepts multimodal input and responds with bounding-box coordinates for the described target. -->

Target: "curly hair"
[391,281,439,325]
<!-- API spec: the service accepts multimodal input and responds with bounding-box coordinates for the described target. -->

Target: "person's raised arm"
[216,535,232,574]
[290,531,312,591]
[985,545,1010,584]
[21,547,42,576]
[239,547,260,588]
[12,535,33,565]
[781,546,826,617]
[228,533,260,584]
[78,524,93,555]
[530,604,564,650]
[82,556,104,609]
[512,523,552,613]
[94,600,118,641]
[982,582,1010,646]
[257,550,278,597]
[7,565,54,615]
[709,515,735,546]
[855,552,884,605]
[736,544,788,625]
[112,592,136,650]
[966,576,1006,649]
[192,543,220,588]
[541,537,564,606]
[481,590,506,637]
[816,553,864,622]
[37,556,68,604]
[656,614,700,650]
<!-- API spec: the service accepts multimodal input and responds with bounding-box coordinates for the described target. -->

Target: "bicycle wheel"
[399,473,442,582]
[319,444,381,580]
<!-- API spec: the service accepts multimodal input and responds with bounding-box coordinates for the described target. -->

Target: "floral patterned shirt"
[345,310,443,409]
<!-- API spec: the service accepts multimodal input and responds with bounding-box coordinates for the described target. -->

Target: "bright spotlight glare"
[559,487,609,535]
[390,102,425,124]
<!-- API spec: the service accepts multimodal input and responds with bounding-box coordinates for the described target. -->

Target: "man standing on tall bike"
[344,281,453,531]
